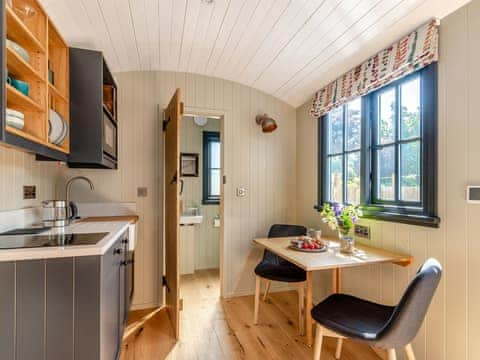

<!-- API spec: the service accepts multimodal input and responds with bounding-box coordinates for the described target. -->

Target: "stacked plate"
[6,39,30,63]
[49,109,68,145]
[6,108,25,130]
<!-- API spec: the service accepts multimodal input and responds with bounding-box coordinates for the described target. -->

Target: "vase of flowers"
[320,203,362,254]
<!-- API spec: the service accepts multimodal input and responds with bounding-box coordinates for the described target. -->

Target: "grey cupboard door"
[101,237,122,360]
[0,262,15,360]
[75,256,101,360]
[16,260,46,360]
[46,258,74,360]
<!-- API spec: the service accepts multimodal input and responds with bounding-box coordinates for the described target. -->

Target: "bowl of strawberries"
[289,236,327,253]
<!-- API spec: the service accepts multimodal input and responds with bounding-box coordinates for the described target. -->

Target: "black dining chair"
[253,224,307,334]
[311,258,442,360]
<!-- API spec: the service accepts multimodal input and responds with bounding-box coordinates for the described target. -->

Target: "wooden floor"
[126,269,381,359]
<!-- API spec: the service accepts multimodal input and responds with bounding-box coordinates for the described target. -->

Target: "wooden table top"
[80,215,139,224]
[253,237,412,271]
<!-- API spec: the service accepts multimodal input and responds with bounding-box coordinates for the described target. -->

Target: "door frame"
[178,105,228,299]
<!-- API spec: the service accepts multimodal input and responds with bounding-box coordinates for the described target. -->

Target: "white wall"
[58,71,297,306]
[0,146,61,212]
[296,1,480,359]
[181,116,220,270]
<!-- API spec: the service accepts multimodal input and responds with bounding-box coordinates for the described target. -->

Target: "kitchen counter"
[81,215,139,224]
[0,220,132,262]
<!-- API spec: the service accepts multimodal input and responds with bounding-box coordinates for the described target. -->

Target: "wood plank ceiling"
[40,0,469,107]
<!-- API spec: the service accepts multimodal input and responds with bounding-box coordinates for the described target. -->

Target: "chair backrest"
[263,224,307,265]
[376,258,442,348]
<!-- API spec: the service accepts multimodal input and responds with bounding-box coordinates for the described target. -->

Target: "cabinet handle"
[114,248,123,255]
[121,239,128,244]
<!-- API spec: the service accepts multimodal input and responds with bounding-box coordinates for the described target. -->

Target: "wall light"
[256,113,278,133]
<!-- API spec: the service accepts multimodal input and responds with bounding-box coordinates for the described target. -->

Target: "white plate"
[6,108,25,119]
[55,114,68,145]
[6,114,25,130]
[6,39,30,63]
[49,109,63,144]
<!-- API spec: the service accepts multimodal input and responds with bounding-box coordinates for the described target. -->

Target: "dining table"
[252,236,413,347]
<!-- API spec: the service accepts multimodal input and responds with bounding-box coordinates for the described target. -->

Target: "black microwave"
[103,109,117,161]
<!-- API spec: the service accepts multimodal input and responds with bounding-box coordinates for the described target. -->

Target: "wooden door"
[163,89,183,339]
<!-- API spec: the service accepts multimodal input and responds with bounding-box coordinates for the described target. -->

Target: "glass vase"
[338,226,355,254]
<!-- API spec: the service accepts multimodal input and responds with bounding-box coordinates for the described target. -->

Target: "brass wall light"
[256,113,277,133]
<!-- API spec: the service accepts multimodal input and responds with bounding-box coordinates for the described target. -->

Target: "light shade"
[256,114,277,133]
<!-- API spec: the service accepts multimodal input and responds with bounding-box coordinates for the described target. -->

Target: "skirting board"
[130,301,161,311]
[223,282,294,299]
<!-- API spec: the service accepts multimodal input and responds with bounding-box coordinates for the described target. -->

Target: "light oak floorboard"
[127,269,381,359]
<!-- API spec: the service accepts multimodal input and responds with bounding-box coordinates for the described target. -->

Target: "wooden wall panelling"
[295,2,480,359]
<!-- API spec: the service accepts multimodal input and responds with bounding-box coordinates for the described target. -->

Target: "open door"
[163,89,183,339]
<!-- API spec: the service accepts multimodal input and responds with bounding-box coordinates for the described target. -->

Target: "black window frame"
[202,131,221,205]
[316,63,440,227]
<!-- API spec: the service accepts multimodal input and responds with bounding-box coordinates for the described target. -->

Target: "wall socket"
[23,185,36,200]
[354,224,370,239]
[137,187,148,197]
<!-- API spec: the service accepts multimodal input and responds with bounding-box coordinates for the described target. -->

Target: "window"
[203,131,221,205]
[322,98,362,205]
[318,64,439,227]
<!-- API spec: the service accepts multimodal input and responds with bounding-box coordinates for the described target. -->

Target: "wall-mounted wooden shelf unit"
[0,0,69,161]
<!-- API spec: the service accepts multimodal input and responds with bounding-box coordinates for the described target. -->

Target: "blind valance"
[310,19,439,118]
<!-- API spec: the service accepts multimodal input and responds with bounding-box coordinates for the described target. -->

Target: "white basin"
[180,215,203,225]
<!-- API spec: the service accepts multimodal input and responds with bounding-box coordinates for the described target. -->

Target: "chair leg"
[263,280,271,301]
[335,338,343,359]
[297,282,305,335]
[387,349,397,360]
[405,344,415,360]
[313,324,324,360]
[254,276,261,325]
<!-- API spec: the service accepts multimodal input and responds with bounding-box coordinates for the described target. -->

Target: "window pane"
[210,141,221,168]
[346,98,361,151]
[378,88,396,144]
[400,141,420,202]
[327,107,343,154]
[210,169,221,196]
[376,146,395,200]
[328,155,343,202]
[401,77,421,139]
[347,151,361,204]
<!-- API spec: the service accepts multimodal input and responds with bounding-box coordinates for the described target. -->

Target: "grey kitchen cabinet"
[0,230,130,360]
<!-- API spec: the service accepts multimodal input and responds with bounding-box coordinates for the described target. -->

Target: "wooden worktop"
[81,215,139,224]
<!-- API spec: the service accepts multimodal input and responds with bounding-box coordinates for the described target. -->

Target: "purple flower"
[352,216,358,224]
[333,202,343,216]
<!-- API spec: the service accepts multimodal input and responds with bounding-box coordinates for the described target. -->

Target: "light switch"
[236,187,247,197]
[137,187,148,197]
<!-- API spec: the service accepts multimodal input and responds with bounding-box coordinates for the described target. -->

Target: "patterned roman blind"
[310,19,439,118]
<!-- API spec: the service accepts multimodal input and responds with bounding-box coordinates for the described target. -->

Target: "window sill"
[202,199,220,205]
[314,204,440,228]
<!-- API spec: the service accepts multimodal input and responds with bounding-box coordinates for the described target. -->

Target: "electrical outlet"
[23,185,36,200]
[354,224,370,239]
[137,187,148,197]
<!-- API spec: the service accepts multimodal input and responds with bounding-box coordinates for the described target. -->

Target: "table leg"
[332,268,342,293]
[306,271,313,347]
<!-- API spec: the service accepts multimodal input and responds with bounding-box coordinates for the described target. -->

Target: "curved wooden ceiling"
[41,0,468,107]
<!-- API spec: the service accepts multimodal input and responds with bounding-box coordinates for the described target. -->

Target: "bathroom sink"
[180,215,203,225]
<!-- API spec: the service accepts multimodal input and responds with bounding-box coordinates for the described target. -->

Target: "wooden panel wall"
[0,146,61,211]
[181,116,220,270]
[59,71,297,307]
[295,1,480,358]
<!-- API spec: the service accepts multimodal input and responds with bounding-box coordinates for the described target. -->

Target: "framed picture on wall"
[180,153,199,177]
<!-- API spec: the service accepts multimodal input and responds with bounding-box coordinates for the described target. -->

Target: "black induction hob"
[0,232,109,250]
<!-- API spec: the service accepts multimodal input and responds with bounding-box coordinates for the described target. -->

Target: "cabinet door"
[101,237,123,360]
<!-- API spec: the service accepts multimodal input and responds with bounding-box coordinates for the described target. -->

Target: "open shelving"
[2,0,69,158]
